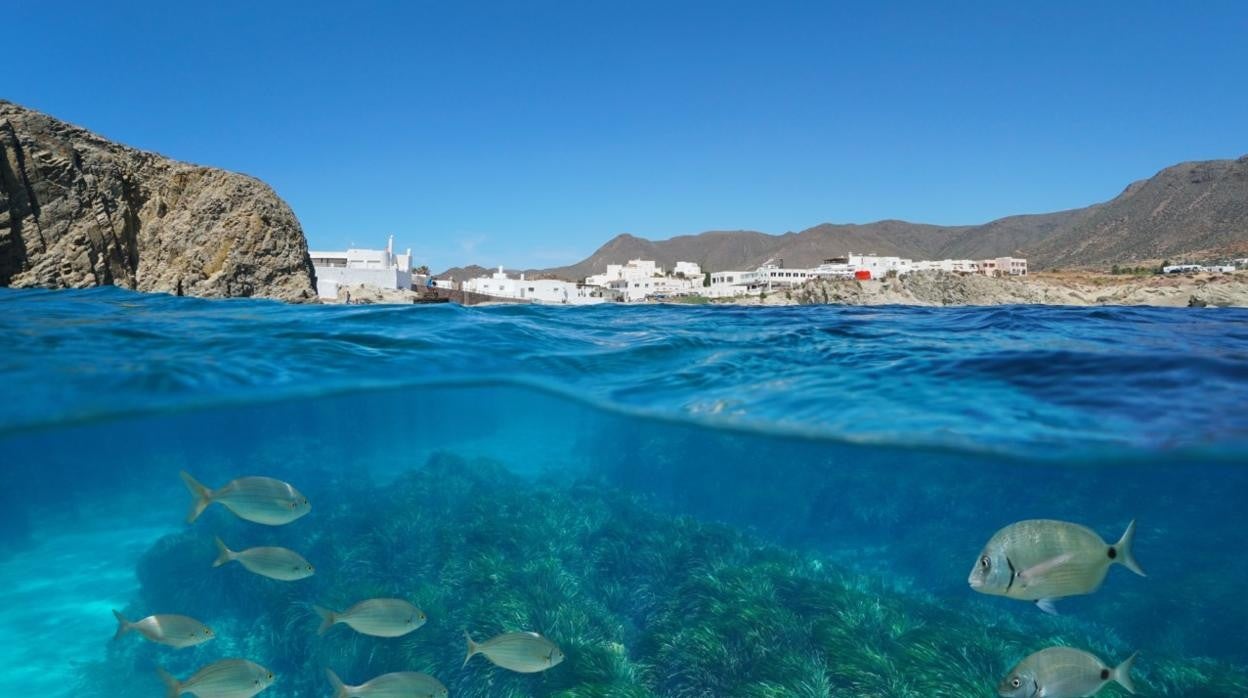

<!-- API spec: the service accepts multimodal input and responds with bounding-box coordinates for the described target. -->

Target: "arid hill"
[523,156,1248,280]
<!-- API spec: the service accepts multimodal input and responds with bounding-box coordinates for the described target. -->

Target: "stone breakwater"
[730,271,1248,307]
[0,100,316,301]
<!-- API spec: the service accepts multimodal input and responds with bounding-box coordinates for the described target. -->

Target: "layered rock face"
[0,100,316,301]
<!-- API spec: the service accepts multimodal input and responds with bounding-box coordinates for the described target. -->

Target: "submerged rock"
[0,100,316,301]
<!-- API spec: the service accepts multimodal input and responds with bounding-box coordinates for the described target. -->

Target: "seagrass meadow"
[74,455,1247,697]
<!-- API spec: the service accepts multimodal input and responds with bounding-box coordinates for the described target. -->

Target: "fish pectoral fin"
[1034,598,1059,615]
[1017,553,1074,586]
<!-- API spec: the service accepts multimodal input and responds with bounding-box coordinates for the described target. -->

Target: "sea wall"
[0,101,316,301]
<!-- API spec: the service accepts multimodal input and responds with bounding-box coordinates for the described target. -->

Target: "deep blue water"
[1,287,1246,697]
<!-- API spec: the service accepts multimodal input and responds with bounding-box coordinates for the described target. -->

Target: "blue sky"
[8,1,1247,270]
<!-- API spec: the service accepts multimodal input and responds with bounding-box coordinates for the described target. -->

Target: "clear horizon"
[8,1,1248,270]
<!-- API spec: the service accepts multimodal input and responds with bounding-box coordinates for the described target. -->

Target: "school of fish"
[109,470,1153,695]
[109,471,564,697]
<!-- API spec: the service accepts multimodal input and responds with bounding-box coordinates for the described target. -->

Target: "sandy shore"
[730,270,1248,307]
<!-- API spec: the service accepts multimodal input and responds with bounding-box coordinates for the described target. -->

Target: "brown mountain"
[0,100,316,300]
[523,156,1248,280]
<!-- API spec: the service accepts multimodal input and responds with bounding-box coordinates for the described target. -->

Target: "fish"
[464,630,564,673]
[313,598,427,637]
[968,519,1145,614]
[157,659,274,698]
[180,471,310,526]
[113,609,214,648]
[998,646,1137,697]
[325,668,448,698]
[213,537,314,581]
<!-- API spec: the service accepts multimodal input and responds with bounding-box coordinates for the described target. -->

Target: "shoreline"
[707,270,1248,308]
[321,271,1248,308]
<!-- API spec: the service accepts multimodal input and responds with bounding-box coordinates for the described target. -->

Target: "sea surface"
[1,287,1246,697]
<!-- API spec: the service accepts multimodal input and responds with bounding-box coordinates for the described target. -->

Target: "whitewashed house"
[463,267,605,305]
[309,236,414,299]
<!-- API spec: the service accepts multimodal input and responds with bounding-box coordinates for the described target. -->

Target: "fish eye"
[267,673,273,680]
[1010,677,1021,688]
[980,555,991,570]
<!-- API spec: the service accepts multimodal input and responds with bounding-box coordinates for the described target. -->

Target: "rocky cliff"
[0,101,316,301]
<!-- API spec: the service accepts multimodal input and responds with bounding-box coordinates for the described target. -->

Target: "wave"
[2,287,1246,458]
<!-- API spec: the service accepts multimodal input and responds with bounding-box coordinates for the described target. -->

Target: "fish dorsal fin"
[1018,553,1073,587]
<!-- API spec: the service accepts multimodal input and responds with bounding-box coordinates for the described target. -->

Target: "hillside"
[501,156,1248,280]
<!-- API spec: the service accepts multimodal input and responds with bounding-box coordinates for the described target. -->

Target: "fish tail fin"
[463,630,479,668]
[325,668,350,698]
[212,536,234,568]
[112,609,132,640]
[1113,651,1139,694]
[313,605,337,635]
[1114,519,1146,577]
[180,471,213,523]
[156,667,181,698]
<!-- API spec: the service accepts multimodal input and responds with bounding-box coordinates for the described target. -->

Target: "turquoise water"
[1,287,1246,697]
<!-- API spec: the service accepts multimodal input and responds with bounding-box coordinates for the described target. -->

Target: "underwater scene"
[1,287,1246,698]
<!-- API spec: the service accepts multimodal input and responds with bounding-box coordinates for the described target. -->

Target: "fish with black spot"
[999,646,1137,697]
[968,519,1145,614]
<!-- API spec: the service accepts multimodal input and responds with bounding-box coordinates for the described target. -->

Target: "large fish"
[968,519,1145,614]
[113,609,214,648]
[180,471,310,526]
[325,668,447,698]
[998,646,1137,697]
[314,598,426,637]
[464,630,564,673]
[157,659,274,698]
[213,537,314,581]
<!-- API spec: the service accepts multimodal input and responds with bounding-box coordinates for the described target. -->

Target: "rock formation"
[0,100,316,301]
[781,270,1248,307]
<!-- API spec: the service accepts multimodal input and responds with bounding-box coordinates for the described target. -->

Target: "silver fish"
[113,609,214,648]
[969,519,1145,614]
[464,630,564,673]
[314,598,426,637]
[181,471,310,526]
[158,659,274,698]
[999,647,1137,697]
[213,537,314,581]
[326,668,447,698]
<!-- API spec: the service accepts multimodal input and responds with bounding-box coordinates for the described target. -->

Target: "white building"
[463,267,606,305]
[584,259,669,302]
[706,269,763,297]
[912,258,978,274]
[672,261,703,278]
[847,254,912,279]
[309,236,414,299]
[976,257,1028,276]
[1162,264,1204,274]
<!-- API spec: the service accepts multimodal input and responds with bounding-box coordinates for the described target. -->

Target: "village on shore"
[307,236,1248,307]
